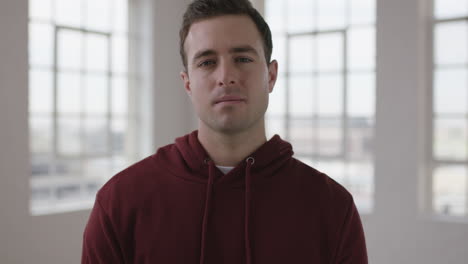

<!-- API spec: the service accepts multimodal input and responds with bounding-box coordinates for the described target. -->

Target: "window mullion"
[80,27,86,178]
[343,29,349,162]
[52,25,59,176]
[284,34,290,140]
[312,34,318,162]
[107,34,113,166]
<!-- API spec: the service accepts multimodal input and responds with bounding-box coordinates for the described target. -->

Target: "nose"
[216,59,237,87]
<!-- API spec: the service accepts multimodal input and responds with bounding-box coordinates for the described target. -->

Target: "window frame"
[430,14,468,218]
[265,0,376,213]
[28,0,139,215]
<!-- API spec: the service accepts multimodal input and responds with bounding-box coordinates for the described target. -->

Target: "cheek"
[245,70,269,91]
[189,84,211,108]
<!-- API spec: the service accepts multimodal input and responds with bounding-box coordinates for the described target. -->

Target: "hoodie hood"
[159,130,294,188]
[156,130,293,264]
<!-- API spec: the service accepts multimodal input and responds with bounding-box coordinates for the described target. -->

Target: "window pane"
[85,118,108,154]
[348,118,374,160]
[32,155,51,177]
[317,0,346,30]
[114,0,128,33]
[350,0,375,25]
[435,22,468,66]
[84,158,111,179]
[85,75,108,114]
[317,33,343,72]
[86,34,109,73]
[289,75,314,117]
[435,0,468,19]
[267,75,285,116]
[290,118,315,155]
[266,116,285,139]
[85,0,111,32]
[289,35,315,73]
[31,185,53,201]
[29,69,53,113]
[55,0,82,27]
[30,116,52,154]
[111,155,129,176]
[348,27,375,70]
[29,0,52,21]
[58,117,81,156]
[433,165,467,216]
[29,23,53,67]
[112,118,127,155]
[58,30,83,70]
[318,118,342,156]
[318,74,343,115]
[434,118,467,160]
[266,0,285,32]
[348,72,375,118]
[55,158,82,176]
[271,34,286,73]
[55,182,82,200]
[348,161,374,212]
[112,77,128,115]
[434,69,467,115]
[112,35,128,74]
[85,179,104,196]
[58,72,81,114]
[287,0,315,33]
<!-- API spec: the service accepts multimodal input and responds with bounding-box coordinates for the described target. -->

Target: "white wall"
[0,0,30,263]
[151,0,196,148]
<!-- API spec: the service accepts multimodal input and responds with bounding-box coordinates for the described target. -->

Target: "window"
[265,0,376,212]
[29,0,139,214]
[432,0,468,217]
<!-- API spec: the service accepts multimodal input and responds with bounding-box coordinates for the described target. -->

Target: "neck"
[197,122,267,167]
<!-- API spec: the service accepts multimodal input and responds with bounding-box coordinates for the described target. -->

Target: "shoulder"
[96,155,156,201]
[99,142,176,191]
[290,157,354,207]
[95,143,176,210]
[290,158,362,237]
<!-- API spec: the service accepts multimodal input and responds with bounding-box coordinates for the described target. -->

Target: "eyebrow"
[229,45,259,56]
[191,45,259,65]
[192,50,217,64]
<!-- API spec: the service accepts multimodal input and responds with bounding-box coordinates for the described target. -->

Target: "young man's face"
[181,15,278,136]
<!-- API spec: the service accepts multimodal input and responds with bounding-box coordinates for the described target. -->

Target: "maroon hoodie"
[82,130,368,263]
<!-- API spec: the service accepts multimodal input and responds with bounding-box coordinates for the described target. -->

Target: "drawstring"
[199,159,215,264]
[199,157,255,264]
[245,157,254,264]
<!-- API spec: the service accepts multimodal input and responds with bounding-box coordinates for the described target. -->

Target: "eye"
[235,57,253,63]
[198,60,216,67]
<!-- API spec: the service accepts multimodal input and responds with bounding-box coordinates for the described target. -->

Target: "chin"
[215,125,246,135]
[210,121,251,135]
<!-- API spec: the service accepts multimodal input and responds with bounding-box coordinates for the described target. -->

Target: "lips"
[214,95,246,105]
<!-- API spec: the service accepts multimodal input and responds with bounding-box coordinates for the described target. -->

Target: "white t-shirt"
[216,165,234,175]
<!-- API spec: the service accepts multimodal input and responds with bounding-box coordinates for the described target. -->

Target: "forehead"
[184,15,264,59]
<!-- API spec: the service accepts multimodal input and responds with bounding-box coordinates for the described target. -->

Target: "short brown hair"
[179,0,273,70]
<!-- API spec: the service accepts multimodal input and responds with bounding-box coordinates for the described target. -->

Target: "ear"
[180,71,191,95]
[267,59,278,93]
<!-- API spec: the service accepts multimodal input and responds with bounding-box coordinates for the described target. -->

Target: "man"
[82,0,368,263]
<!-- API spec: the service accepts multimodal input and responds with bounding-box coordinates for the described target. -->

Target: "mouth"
[214,95,247,105]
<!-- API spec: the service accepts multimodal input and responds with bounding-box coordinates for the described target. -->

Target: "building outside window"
[265,0,375,212]
[432,0,468,217]
[28,0,140,215]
